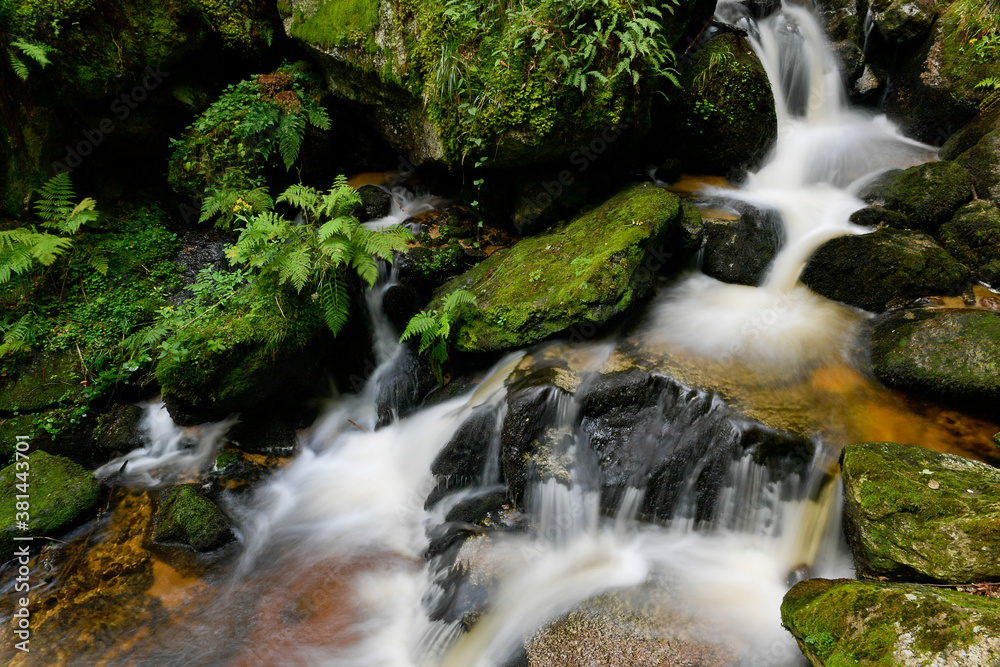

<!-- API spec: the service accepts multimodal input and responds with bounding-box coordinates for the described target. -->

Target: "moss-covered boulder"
[868,308,1000,406]
[801,228,971,312]
[883,1,1000,143]
[860,161,974,234]
[841,442,1000,582]
[956,128,1000,207]
[671,31,778,173]
[434,183,687,352]
[0,451,101,560]
[155,289,330,425]
[938,200,1000,286]
[0,352,85,413]
[812,0,867,84]
[869,0,938,46]
[154,485,233,551]
[782,578,1000,666]
[279,0,714,167]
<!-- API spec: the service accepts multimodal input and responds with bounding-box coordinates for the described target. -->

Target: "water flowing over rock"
[782,578,1000,666]
[841,442,1000,582]
[868,308,1000,407]
[801,228,970,312]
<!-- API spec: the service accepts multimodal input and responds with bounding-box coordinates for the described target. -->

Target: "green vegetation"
[401,289,477,383]
[154,485,233,551]
[168,63,331,205]
[7,38,54,80]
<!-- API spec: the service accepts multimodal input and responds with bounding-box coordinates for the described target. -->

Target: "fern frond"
[9,53,29,80]
[319,278,351,335]
[34,172,77,223]
[89,252,109,276]
[277,112,307,171]
[277,183,320,213]
[12,40,54,68]
[277,245,313,291]
[442,289,477,313]
[400,311,439,342]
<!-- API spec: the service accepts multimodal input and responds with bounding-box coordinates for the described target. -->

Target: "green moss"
[869,161,974,234]
[782,579,1000,665]
[288,0,380,50]
[937,200,1000,285]
[154,485,233,551]
[0,450,101,559]
[842,442,1000,582]
[433,183,682,352]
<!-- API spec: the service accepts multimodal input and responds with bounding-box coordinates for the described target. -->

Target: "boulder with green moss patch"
[782,578,1000,666]
[869,308,1000,407]
[860,161,974,235]
[0,451,101,560]
[154,485,233,551]
[434,183,688,352]
[841,441,1000,582]
[938,200,1000,286]
[279,0,714,167]
[801,228,970,312]
[669,31,777,173]
[869,0,938,46]
[955,128,1000,207]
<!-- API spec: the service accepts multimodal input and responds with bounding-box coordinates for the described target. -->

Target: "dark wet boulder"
[801,228,970,312]
[938,200,1000,286]
[225,416,298,457]
[869,0,937,46]
[868,308,1000,407]
[670,32,777,174]
[374,345,438,429]
[154,485,234,552]
[860,161,974,234]
[812,0,867,84]
[701,208,782,286]
[0,451,101,560]
[434,183,688,352]
[841,442,1000,583]
[782,578,1000,666]
[92,404,147,459]
[955,128,1000,207]
[848,205,909,230]
[351,185,392,222]
[427,404,502,505]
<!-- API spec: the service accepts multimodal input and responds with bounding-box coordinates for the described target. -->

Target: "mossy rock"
[883,1,1000,143]
[841,442,1000,582]
[155,289,329,425]
[280,0,714,167]
[869,0,938,45]
[801,228,971,312]
[938,200,1000,286]
[860,161,974,235]
[701,208,781,286]
[672,31,777,173]
[0,352,85,413]
[0,451,101,560]
[956,128,1000,208]
[154,485,233,551]
[811,0,866,83]
[868,308,1000,407]
[434,183,686,352]
[782,578,1000,666]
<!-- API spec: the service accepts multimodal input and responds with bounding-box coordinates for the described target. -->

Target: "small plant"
[400,290,478,383]
[227,177,413,335]
[8,39,54,80]
[0,173,102,285]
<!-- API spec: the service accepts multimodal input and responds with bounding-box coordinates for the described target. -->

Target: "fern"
[277,112,307,171]
[199,185,274,228]
[400,289,478,384]
[9,40,54,81]
[0,313,42,356]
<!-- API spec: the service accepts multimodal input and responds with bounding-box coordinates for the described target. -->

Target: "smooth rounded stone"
[374,345,438,429]
[841,442,1000,582]
[860,161,974,234]
[956,128,1000,206]
[801,228,970,312]
[671,32,777,173]
[433,183,687,353]
[869,0,937,45]
[868,308,1000,407]
[352,184,392,222]
[938,200,1000,286]
[154,485,234,552]
[427,404,501,506]
[940,106,1000,161]
[701,208,782,287]
[848,205,909,229]
[0,451,101,559]
[381,282,422,332]
[782,578,1000,666]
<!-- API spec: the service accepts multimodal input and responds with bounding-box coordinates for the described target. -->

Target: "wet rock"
[701,207,782,286]
[868,308,1000,407]
[882,3,997,144]
[351,184,392,222]
[938,200,1000,286]
[955,128,1000,207]
[427,405,501,505]
[0,351,85,413]
[869,0,937,46]
[813,0,867,85]
[848,205,910,230]
[671,32,777,173]
[860,161,974,234]
[381,282,422,332]
[511,166,621,237]
[940,106,1000,161]
[92,404,147,458]
[801,228,970,312]
[154,485,234,552]
[225,416,298,457]
[841,441,1000,582]
[0,451,101,560]
[738,0,783,20]
[434,183,687,353]
[374,345,438,429]
[444,490,510,526]
[782,578,1000,666]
